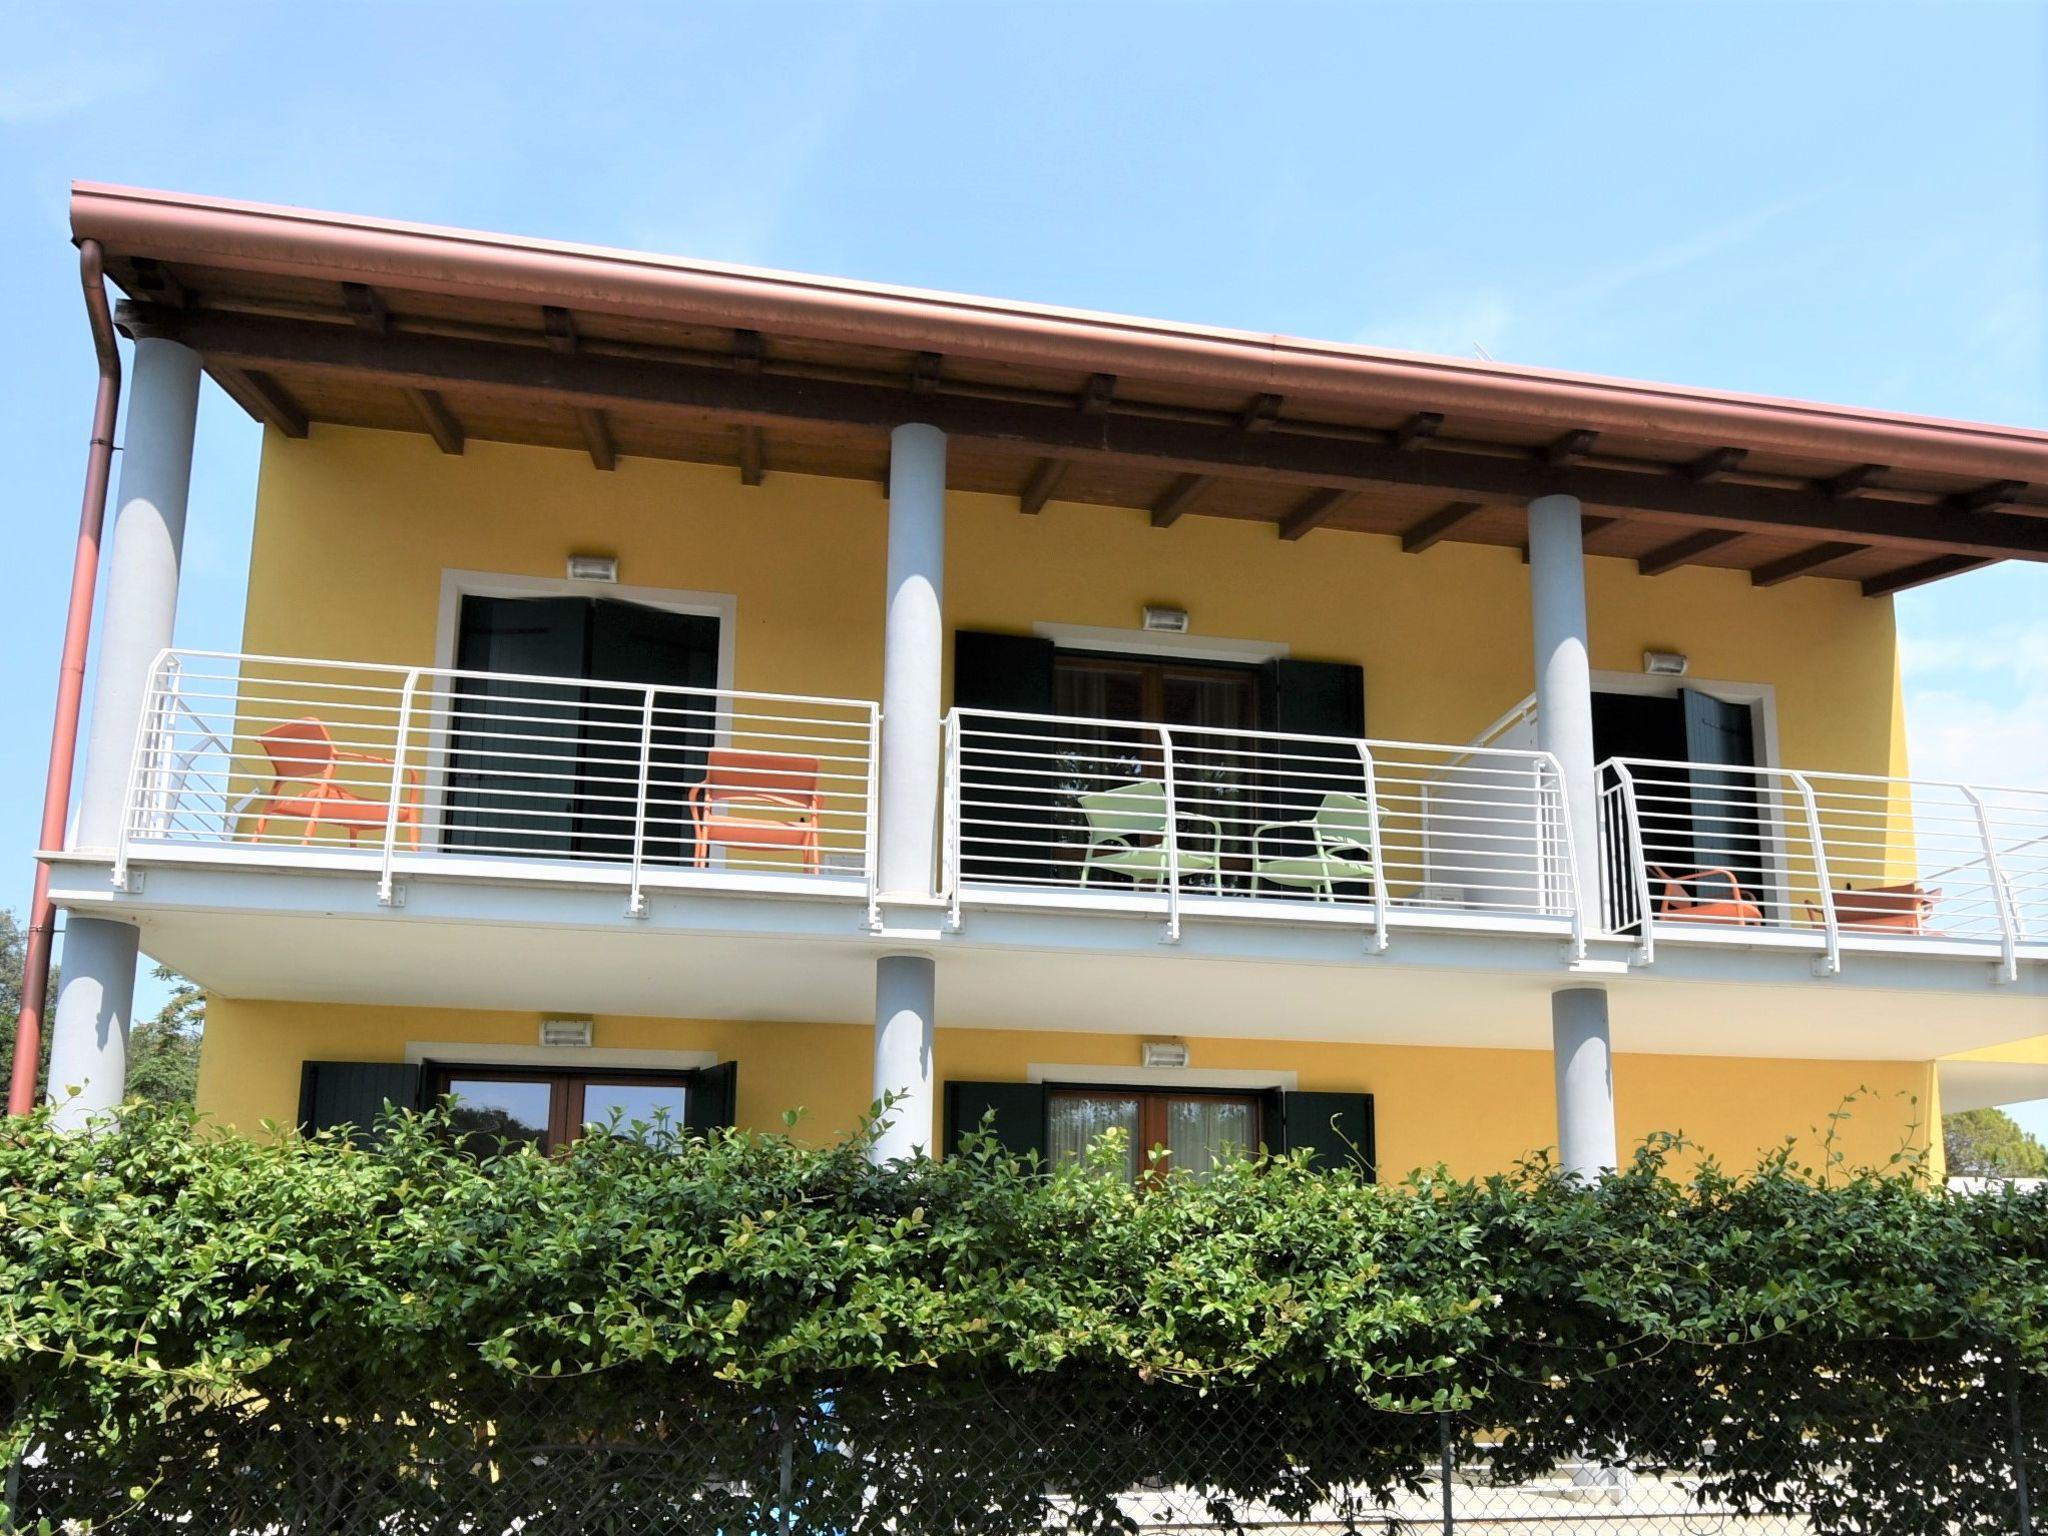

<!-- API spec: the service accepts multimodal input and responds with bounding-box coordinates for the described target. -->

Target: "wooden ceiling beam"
[211,366,307,438]
[1392,411,1444,451]
[1019,457,1067,514]
[1825,463,1889,500]
[1079,373,1116,413]
[1150,474,1208,529]
[733,329,765,373]
[576,406,616,470]
[1863,554,1993,596]
[1637,527,1745,576]
[1750,541,1868,587]
[1401,500,1487,553]
[542,305,579,354]
[1239,392,1284,432]
[127,257,187,309]
[738,425,765,486]
[1277,488,1352,541]
[910,351,944,394]
[1545,429,1599,465]
[1956,479,2027,513]
[1688,446,1747,483]
[125,304,2048,564]
[403,386,463,454]
[343,283,388,333]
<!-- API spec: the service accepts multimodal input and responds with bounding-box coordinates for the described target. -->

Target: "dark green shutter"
[943,1080,1048,1161]
[1256,659,1369,891]
[685,1061,739,1134]
[297,1061,423,1143]
[1276,1091,1375,1179]
[1680,689,1764,911]
[583,599,722,864]
[953,631,1059,884]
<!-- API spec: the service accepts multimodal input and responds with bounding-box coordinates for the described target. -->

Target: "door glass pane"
[1048,1093,1140,1180]
[1164,1096,1257,1179]
[582,1081,690,1141]
[441,1078,555,1154]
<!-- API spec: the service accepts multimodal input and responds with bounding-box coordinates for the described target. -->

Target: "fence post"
[1788,770,1840,976]
[1439,1412,1455,1535]
[624,687,659,919]
[1356,742,1390,954]
[2013,1363,2036,1536]
[1160,726,1182,944]
[378,668,420,909]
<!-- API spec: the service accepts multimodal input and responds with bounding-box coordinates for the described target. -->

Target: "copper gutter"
[8,241,121,1117]
[70,181,2048,484]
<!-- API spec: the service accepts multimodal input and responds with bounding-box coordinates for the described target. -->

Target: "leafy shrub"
[1,1102,2044,1532]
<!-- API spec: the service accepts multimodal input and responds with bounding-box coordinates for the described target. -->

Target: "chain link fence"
[8,1367,2043,1535]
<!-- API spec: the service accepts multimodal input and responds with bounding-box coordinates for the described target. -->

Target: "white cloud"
[1901,619,2048,788]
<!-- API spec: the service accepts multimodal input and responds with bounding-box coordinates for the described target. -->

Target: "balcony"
[112,650,881,918]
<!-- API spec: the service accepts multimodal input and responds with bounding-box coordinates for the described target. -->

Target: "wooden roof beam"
[124,304,2048,564]
[1239,393,1283,432]
[128,256,186,309]
[1863,554,1994,596]
[1277,488,1352,541]
[576,406,616,470]
[1019,457,1067,514]
[733,329,765,373]
[1750,541,1868,587]
[1637,527,1745,576]
[738,425,764,486]
[343,282,388,333]
[1401,500,1486,553]
[1956,479,2027,512]
[1079,373,1116,413]
[1825,463,1888,500]
[403,386,463,454]
[1545,429,1599,465]
[1392,411,1444,451]
[1151,473,1208,528]
[543,305,579,354]
[1688,446,1748,483]
[212,366,307,438]
[910,351,943,394]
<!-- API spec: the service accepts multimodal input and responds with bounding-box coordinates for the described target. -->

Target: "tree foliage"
[1946,1105,2048,1179]
[1,1103,2043,1533]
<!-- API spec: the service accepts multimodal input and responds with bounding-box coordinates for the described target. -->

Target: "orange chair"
[1807,881,1940,935]
[251,717,421,849]
[1648,865,1764,926]
[687,749,822,871]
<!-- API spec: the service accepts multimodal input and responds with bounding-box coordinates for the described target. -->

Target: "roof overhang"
[70,181,2048,594]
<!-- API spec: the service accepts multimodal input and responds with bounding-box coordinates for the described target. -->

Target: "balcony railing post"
[1962,785,2021,984]
[1160,726,1182,943]
[1789,770,1840,976]
[1542,752,1588,963]
[112,648,177,892]
[624,686,659,919]
[1355,741,1390,953]
[940,711,962,932]
[377,668,421,908]
[1607,761,1654,965]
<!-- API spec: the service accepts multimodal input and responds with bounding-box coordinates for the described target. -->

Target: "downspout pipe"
[8,240,122,1117]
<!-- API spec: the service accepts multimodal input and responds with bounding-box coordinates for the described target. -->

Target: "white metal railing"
[1599,757,2048,979]
[942,708,1581,948]
[117,650,881,917]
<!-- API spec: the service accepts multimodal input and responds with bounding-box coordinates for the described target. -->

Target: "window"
[1045,1086,1262,1181]
[430,1067,693,1154]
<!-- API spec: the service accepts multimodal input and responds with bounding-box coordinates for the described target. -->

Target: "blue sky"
[2,1,2043,1128]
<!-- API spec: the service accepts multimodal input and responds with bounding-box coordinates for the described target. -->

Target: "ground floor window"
[429,1067,693,1153]
[1046,1086,1261,1180]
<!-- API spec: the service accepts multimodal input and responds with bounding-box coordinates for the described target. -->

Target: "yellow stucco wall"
[241,425,1905,770]
[198,995,1935,1180]
[206,423,1941,1177]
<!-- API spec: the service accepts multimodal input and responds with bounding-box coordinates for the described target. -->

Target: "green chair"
[1250,792,1377,901]
[1075,779,1224,889]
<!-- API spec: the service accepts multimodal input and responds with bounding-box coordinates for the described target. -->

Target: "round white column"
[878,421,946,897]
[75,336,202,851]
[871,952,936,1162]
[1552,986,1619,1178]
[1529,493,1617,1178]
[46,917,141,1129]
[50,336,201,1125]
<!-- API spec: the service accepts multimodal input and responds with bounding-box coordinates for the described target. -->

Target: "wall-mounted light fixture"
[1643,650,1690,677]
[539,1016,594,1048]
[1141,1039,1190,1069]
[1142,605,1190,634]
[567,554,619,584]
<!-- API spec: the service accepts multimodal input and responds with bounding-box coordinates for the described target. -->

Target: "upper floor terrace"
[26,183,2048,1150]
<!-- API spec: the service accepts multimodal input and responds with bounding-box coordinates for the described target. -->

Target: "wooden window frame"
[427,1064,696,1152]
[1046,1083,1264,1177]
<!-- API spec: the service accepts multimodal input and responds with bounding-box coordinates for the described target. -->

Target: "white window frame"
[1031,621,1290,667]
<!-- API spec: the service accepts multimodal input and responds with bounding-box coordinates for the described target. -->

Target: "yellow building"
[30,184,2048,1183]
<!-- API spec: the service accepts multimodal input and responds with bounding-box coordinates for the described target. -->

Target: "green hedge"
[2,1100,2045,1531]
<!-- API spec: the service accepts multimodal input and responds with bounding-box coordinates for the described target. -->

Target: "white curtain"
[1048,1094,1139,1180]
